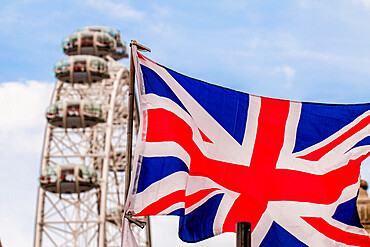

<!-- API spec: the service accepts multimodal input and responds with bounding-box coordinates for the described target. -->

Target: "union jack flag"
[125,50,370,246]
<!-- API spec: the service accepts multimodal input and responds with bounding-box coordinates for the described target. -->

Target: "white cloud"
[0,81,53,128]
[274,65,296,89]
[0,80,54,153]
[353,0,370,8]
[0,206,32,247]
[0,80,53,247]
[85,0,144,20]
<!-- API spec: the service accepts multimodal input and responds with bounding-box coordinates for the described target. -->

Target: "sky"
[1,0,370,246]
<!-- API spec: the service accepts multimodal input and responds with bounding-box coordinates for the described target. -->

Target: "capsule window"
[81,35,93,47]
[74,60,87,72]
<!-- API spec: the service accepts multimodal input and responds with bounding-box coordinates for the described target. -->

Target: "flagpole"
[125,40,151,203]
[236,222,251,247]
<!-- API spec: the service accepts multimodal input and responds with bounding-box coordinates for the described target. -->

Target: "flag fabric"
[121,216,139,247]
[124,50,370,246]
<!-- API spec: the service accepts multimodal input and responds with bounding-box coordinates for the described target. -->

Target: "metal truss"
[34,59,150,246]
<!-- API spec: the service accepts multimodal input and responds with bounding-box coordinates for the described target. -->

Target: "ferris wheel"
[34,26,151,247]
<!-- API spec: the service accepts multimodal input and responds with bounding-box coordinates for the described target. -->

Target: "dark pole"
[236,222,251,247]
[124,41,136,203]
[124,40,151,204]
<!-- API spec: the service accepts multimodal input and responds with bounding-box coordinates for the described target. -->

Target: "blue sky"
[1,0,370,246]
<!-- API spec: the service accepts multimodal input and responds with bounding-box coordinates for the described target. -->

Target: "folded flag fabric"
[121,216,139,247]
[124,50,370,246]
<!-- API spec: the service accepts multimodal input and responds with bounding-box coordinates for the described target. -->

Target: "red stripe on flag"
[144,107,365,237]
[302,216,370,246]
[223,97,290,231]
[185,188,220,208]
[136,190,185,216]
[198,128,213,143]
[138,52,160,65]
[298,115,370,161]
[271,154,366,204]
[249,97,290,170]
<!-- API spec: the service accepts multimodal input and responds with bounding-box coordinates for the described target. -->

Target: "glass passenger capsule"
[46,100,105,128]
[78,26,128,60]
[54,55,109,83]
[40,165,99,194]
[62,31,116,57]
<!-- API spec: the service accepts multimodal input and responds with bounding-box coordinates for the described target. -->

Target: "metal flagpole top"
[130,40,151,52]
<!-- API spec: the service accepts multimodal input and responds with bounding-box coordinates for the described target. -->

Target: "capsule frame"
[77,26,128,59]
[54,55,109,83]
[40,164,100,194]
[46,100,105,128]
[62,31,116,57]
